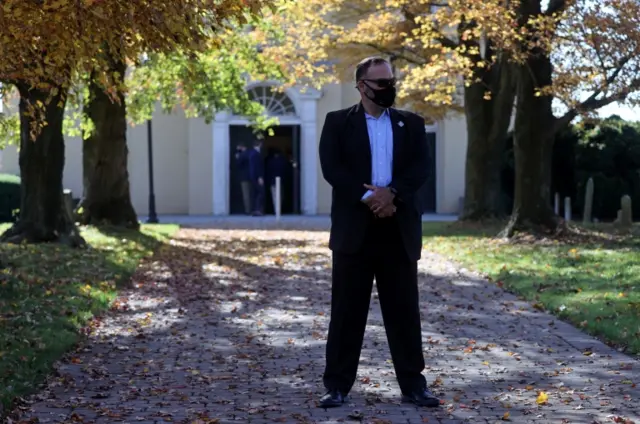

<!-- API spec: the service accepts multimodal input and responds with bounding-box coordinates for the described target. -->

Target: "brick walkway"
[14,229,639,424]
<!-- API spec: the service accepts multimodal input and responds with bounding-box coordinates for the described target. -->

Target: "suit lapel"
[347,103,372,178]
[389,108,405,176]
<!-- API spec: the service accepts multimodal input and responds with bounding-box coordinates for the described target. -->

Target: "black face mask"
[363,82,396,108]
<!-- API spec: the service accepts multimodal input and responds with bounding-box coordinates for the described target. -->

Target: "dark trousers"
[252,182,264,213]
[323,218,426,395]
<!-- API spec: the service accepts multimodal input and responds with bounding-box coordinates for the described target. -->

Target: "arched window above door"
[247,85,297,117]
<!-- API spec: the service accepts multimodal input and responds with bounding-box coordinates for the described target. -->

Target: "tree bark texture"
[461,56,516,221]
[0,84,85,246]
[79,57,139,229]
[502,1,562,236]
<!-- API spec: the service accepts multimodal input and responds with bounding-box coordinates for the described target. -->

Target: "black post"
[146,119,159,223]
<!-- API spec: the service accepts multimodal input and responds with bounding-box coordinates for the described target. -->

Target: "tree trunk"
[460,56,516,221]
[501,43,561,237]
[79,58,139,229]
[0,84,85,247]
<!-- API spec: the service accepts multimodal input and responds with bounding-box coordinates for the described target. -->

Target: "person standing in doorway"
[317,56,439,408]
[248,140,265,216]
[235,143,252,214]
[266,148,288,214]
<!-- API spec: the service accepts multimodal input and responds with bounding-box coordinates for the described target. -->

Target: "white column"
[275,176,282,221]
[212,111,230,215]
[299,97,318,215]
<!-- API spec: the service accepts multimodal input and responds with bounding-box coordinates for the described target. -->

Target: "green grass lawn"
[422,221,640,355]
[0,224,178,411]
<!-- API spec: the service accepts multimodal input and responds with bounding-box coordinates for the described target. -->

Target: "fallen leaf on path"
[536,391,549,405]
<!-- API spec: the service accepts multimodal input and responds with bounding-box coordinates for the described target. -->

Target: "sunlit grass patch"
[422,222,640,355]
[0,224,178,411]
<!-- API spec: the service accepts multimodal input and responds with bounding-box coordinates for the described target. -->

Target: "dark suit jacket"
[235,149,251,182]
[319,103,429,262]
[248,148,264,183]
[266,154,288,186]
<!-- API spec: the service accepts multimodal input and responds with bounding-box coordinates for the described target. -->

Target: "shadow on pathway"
[12,229,640,424]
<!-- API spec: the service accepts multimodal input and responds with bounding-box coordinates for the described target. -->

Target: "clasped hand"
[363,184,396,218]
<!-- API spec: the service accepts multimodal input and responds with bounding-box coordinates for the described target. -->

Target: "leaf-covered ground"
[422,222,640,355]
[10,229,640,424]
[0,224,178,414]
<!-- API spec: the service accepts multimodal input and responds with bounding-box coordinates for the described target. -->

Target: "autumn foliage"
[258,0,640,121]
[258,0,640,230]
[0,0,270,112]
[0,0,273,244]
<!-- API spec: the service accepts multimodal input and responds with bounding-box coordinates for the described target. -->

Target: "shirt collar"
[364,108,389,120]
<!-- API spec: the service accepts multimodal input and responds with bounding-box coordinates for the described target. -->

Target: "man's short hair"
[354,56,392,81]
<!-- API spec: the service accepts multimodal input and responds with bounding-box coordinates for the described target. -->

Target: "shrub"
[574,117,640,220]
[0,173,20,223]
[502,116,640,221]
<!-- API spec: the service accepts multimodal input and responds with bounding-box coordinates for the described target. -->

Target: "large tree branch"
[576,21,608,72]
[400,5,459,50]
[437,34,460,50]
[557,55,631,113]
[359,42,427,66]
[554,75,640,133]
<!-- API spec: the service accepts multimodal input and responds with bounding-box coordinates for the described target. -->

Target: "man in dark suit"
[265,148,289,213]
[248,140,265,216]
[235,143,252,214]
[318,56,439,408]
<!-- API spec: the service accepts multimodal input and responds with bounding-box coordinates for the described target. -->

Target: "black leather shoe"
[401,388,441,407]
[319,389,347,408]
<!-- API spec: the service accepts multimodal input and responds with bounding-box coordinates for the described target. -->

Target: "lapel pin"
[398,121,404,127]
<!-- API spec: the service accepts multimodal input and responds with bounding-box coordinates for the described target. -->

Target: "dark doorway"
[417,132,437,213]
[229,125,301,215]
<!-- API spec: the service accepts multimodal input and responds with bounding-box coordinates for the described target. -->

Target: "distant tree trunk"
[79,56,139,229]
[461,54,516,221]
[0,83,85,246]
[501,1,562,236]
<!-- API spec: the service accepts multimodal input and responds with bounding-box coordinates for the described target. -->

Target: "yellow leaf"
[536,391,548,405]
[502,411,511,420]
